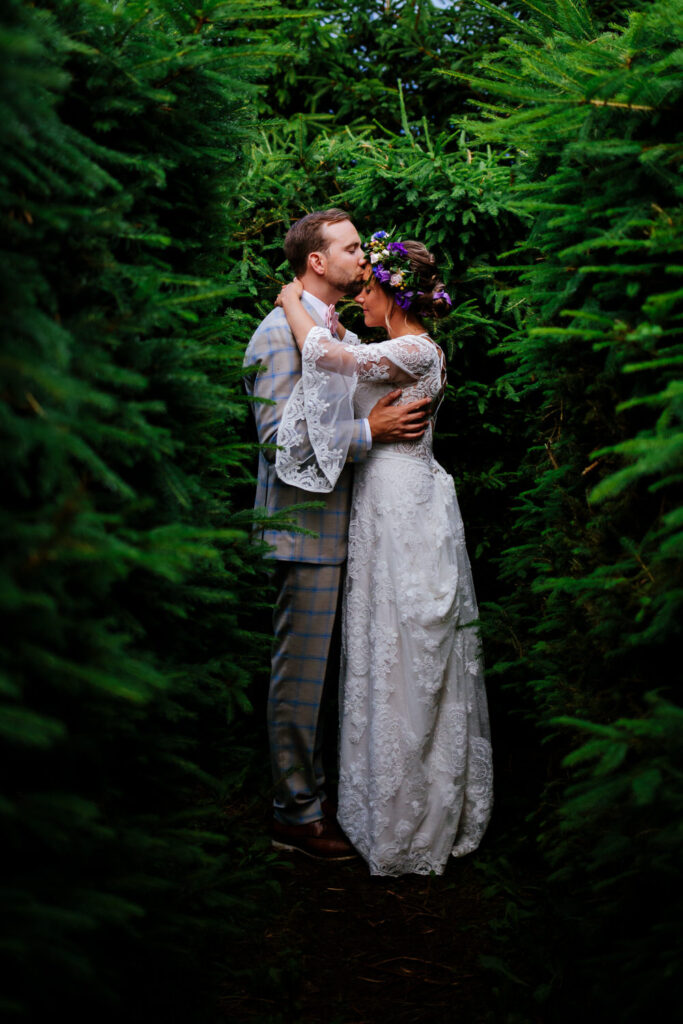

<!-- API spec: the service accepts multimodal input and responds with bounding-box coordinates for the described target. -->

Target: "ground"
[219,836,500,1024]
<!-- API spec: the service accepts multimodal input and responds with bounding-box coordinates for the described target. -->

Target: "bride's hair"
[375,240,452,322]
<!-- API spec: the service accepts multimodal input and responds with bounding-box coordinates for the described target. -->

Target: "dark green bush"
[0,0,281,1016]
[455,0,683,1016]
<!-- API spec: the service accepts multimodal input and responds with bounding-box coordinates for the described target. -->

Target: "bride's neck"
[387,305,424,338]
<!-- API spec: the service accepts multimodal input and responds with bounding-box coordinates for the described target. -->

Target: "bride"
[275,232,493,876]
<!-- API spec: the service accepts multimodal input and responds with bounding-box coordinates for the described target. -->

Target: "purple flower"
[395,290,414,310]
[387,241,408,257]
[372,265,391,283]
[433,290,452,307]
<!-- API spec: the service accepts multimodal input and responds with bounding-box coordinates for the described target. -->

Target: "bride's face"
[355,277,393,328]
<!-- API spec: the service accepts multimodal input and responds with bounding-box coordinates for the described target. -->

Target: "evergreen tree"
[259,0,522,130]
[6,0,679,1016]
[1,0,286,1016]
[452,0,683,1016]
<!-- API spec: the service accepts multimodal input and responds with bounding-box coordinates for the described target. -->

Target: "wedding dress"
[277,326,493,876]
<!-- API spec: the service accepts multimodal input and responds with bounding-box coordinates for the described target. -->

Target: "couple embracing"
[244,209,493,877]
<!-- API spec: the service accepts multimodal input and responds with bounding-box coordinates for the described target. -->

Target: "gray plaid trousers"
[269,561,343,824]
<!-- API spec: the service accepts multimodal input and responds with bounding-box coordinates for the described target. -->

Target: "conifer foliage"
[1,0,279,1016]
[455,0,683,1016]
[258,0,517,130]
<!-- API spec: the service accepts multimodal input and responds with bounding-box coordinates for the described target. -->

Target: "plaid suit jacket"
[244,301,371,564]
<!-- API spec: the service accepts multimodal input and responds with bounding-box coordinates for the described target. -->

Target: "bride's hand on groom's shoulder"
[275,278,304,308]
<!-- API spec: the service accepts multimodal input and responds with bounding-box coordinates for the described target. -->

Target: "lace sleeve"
[303,326,436,383]
[275,327,438,493]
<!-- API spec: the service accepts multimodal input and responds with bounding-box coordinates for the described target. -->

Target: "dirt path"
[221,843,498,1023]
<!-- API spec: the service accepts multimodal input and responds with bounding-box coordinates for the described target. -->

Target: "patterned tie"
[324,304,339,335]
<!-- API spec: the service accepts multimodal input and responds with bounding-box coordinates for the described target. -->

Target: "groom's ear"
[308,250,326,277]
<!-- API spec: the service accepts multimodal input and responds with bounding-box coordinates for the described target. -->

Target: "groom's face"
[319,220,366,296]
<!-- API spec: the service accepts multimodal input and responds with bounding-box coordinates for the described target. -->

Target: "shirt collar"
[302,290,332,323]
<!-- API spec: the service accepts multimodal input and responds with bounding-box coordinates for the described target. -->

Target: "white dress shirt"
[302,289,333,326]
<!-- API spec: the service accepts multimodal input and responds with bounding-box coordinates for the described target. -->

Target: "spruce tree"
[451,0,683,1016]
[259,0,522,130]
[1,0,285,1016]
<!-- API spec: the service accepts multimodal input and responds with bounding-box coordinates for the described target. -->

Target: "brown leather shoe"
[271,817,357,861]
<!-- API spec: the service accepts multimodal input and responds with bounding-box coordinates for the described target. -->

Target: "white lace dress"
[276,326,493,876]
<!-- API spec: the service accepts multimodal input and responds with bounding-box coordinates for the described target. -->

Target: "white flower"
[390,272,404,287]
[370,252,381,264]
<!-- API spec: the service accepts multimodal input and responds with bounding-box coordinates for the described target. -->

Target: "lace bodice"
[276,326,446,490]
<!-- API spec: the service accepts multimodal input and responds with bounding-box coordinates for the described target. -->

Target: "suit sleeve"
[245,320,297,465]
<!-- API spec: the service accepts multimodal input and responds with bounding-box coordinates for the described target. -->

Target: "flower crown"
[366,230,451,312]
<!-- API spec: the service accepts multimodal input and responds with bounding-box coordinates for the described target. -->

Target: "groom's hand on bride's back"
[368,389,430,442]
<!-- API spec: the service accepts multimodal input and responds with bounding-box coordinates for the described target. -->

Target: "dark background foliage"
[1,0,283,1017]
[2,0,681,1020]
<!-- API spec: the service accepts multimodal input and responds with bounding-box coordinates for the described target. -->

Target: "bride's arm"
[275,280,431,447]
[276,280,316,346]
[277,281,419,384]
[276,280,350,343]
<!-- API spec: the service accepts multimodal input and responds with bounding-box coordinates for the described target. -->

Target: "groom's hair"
[284,208,352,276]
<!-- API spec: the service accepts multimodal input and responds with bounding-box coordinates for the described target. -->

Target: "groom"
[244,209,429,859]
